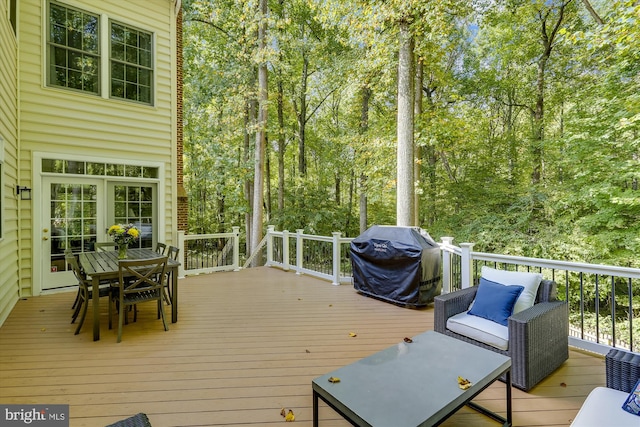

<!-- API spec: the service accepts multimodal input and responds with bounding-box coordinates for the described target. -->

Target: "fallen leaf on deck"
[280,408,286,417]
[457,376,472,390]
[349,332,357,337]
[560,382,567,387]
[285,409,295,422]
[403,337,413,343]
[305,349,311,353]
[328,377,341,383]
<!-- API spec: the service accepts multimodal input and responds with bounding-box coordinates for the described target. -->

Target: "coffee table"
[312,330,512,426]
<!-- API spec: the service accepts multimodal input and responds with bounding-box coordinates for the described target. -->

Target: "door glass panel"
[113,184,154,249]
[49,183,98,274]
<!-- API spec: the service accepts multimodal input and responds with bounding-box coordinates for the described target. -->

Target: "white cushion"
[481,266,542,314]
[570,387,640,427]
[446,311,509,351]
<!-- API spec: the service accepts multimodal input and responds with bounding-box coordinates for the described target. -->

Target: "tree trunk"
[359,85,371,234]
[413,58,423,226]
[396,19,415,226]
[277,79,286,215]
[265,135,271,222]
[531,1,569,184]
[298,55,309,175]
[244,99,254,257]
[250,0,268,266]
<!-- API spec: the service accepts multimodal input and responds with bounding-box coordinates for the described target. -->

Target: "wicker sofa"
[434,279,569,391]
[570,348,640,426]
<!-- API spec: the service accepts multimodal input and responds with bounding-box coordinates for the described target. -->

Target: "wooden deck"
[0,267,605,427]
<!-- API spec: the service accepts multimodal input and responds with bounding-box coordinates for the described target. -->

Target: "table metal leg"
[506,370,512,427]
[171,266,178,323]
[92,277,100,341]
[313,390,319,427]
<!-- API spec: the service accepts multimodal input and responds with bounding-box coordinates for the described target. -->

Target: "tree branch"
[184,17,232,39]
[580,0,604,25]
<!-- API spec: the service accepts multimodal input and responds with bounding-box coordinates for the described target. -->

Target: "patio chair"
[106,413,152,427]
[66,252,111,335]
[570,348,640,426]
[109,256,169,342]
[434,267,569,391]
[95,241,117,251]
[162,245,180,305]
[155,242,167,255]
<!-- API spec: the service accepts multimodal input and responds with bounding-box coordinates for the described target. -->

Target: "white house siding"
[0,0,20,325]
[15,0,177,298]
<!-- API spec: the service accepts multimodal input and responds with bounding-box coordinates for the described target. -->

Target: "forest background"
[181,0,639,269]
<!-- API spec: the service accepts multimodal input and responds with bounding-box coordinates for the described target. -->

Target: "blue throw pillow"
[468,277,525,326]
[622,378,640,416]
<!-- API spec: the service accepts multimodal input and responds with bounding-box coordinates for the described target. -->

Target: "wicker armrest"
[508,300,569,389]
[606,348,640,393]
[434,287,478,334]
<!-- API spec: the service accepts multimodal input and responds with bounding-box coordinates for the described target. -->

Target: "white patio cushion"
[446,311,509,351]
[570,387,640,427]
[481,266,543,314]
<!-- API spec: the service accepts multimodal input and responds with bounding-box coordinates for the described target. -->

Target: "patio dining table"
[79,248,180,341]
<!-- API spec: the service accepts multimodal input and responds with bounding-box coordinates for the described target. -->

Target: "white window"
[46,2,154,105]
[110,22,153,104]
[47,1,100,94]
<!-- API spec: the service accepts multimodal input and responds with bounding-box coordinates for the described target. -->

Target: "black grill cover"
[350,225,441,307]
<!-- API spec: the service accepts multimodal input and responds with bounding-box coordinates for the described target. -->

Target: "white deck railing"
[179,227,639,354]
[177,227,240,277]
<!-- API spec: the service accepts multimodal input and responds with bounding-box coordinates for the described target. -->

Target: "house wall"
[0,0,20,325]
[16,0,177,297]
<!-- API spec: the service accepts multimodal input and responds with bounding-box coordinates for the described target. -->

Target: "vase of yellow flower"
[107,224,140,259]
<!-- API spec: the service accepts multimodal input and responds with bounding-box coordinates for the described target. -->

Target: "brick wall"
[176,6,188,232]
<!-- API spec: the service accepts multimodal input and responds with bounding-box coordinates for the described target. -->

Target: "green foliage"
[182,0,639,273]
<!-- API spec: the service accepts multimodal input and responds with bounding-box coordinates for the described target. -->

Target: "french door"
[41,179,157,290]
[42,177,104,289]
[107,182,156,249]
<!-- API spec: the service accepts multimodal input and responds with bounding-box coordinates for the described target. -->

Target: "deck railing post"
[177,230,185,278]
[440,237,454,293]
[332,232,341,285]
[460,242,474,289]
[232,226,240,271]
[266,225,275,267]
[296,229,304,275]
[282,229,290,271]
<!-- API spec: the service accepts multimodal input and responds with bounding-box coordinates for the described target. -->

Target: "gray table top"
[312,330,511,427]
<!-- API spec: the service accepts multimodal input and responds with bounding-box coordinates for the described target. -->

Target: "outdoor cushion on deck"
[570,348,640,427]
[435,277,569,391]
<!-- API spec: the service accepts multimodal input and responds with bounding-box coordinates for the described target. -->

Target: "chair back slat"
[167,245,180,260]
[119,256,168,295]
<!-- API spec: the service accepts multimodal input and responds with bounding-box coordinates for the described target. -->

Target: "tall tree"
[250,0,269,260]
[396,17,415,226]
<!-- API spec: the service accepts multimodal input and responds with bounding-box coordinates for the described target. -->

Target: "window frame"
[109,20,154,105]
[8,0,17,35]
[45,2,156,106]
[46,1,101,95]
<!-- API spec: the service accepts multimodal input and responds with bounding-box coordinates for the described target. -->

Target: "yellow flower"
[127,228,140,238]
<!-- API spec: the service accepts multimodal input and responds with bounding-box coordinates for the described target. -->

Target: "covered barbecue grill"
[350,225,441,308]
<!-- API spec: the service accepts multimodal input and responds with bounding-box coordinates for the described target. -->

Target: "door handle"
[43,236,49,241]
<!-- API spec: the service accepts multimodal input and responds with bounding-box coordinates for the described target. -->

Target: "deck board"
[0,267,604,426]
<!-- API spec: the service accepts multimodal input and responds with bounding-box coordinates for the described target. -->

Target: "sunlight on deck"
[0,267,605,427]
